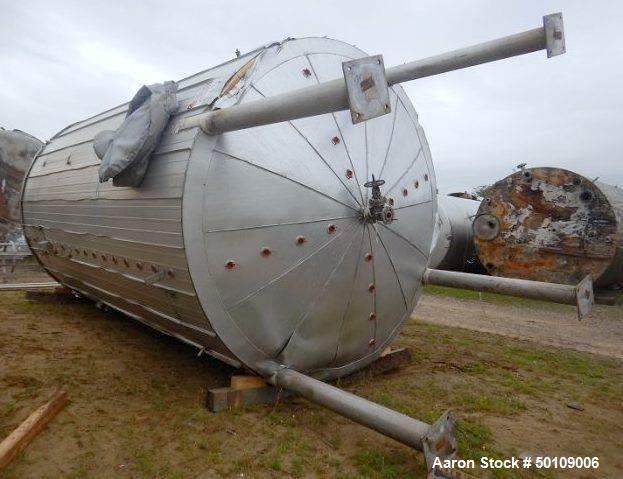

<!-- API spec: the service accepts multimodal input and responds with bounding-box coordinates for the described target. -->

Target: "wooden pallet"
[206,347,411,412]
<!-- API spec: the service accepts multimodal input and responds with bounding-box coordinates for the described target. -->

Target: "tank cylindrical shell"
[21,38,436,379]
[0,129,42,244]
[429,195,483,273]
[473,167,623,287]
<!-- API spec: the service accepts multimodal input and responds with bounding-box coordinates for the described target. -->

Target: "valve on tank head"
[363,175,394,224]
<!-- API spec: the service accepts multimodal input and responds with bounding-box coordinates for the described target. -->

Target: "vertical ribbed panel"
[20,49,263,365]
[22,37,436,379]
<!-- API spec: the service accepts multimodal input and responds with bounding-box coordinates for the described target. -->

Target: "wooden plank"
[206,387,231,412]
[207,350,411,413]
[0,282,62,292]
[206,385,291,412]
[0,391,68,470]
[24,289,76,303]
[339,348,412,385]
[595,295,616,306]
[230,375,267,391]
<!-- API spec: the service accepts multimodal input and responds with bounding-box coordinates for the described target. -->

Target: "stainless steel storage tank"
[1,129,42,244]
[18,18,571,464]
[21,38,436,380]
[429,195,483,273]
[473,167,623,288]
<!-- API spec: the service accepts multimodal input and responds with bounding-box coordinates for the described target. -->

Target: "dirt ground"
[414,288,623,360]
[0,288,622,479]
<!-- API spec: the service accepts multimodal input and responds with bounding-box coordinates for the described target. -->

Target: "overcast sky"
[1,0,621,193]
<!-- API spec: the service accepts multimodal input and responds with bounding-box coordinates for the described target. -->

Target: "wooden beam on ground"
[0,391,68,470]
[0,282,62,292]
[206,375,291,412]
[595,294,616,306]
[24,288,74,302]
[338,347,412,385]
[207,349,412,413]
[230,375,267,391]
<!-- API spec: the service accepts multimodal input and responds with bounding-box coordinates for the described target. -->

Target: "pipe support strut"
[178,13,565,135]
[260,363,457,478]
[423,269,594,320]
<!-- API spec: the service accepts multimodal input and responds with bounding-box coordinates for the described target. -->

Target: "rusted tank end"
[473,167,620,287]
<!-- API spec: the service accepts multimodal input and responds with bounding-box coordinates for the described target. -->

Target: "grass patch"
[456,418,492,458]
[354,449,416,479]
[423,284,623,319]
[1,399,18,418]
[1,291,622,478]
[423,284,569,310]
[460,394,526,415]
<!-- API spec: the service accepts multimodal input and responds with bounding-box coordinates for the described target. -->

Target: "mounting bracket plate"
[342,55,391,124]
[575,274,594,320]
[543,12,565,58]
[423,411,458,479]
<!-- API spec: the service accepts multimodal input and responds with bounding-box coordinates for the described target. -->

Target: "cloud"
[77,41,171,86]
[1,0,621,192]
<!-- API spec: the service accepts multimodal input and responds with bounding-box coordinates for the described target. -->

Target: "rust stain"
[360,75,375,93]
[474,167,617,285]
[220,56,257,97]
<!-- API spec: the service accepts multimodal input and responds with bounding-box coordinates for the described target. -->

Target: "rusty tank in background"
[0,128,42,248]
[473,167,623,288]
[429,194,484,273]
